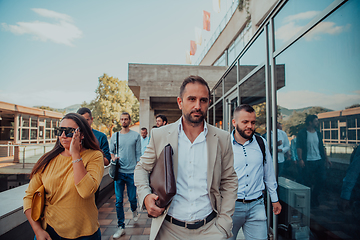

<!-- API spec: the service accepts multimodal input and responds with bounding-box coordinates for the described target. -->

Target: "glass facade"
[208,0,360,239]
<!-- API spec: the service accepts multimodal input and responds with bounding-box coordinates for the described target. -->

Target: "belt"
[236,195,263,203]
[165,210,217,230]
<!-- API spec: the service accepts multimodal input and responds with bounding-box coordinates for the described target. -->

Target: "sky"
[0,0,235,109]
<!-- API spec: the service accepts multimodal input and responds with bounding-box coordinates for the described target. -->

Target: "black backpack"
[254,135,266,165]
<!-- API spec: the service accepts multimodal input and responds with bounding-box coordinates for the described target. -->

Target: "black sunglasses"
[54,127,78,137]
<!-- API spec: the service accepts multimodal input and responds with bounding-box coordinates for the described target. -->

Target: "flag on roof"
[203,10,210,31]
[190,40,197,55]
[213,0,221,13]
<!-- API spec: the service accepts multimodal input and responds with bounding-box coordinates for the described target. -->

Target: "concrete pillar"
[139,98,151,134]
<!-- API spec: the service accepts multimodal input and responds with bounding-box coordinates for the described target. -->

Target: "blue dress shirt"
[231,131,279,202]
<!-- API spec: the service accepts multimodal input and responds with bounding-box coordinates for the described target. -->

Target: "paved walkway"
[98,190,245,240]
[99,193,150,240]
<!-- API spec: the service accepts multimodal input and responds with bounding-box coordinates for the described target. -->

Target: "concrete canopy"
[128,64,227,132]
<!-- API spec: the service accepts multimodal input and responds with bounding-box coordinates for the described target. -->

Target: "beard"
[184,109,207,124]
[236,124,255,140]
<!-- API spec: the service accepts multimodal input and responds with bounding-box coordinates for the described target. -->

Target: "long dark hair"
[30,113,101,178]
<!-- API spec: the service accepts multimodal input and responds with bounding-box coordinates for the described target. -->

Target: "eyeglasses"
[54,127,77,138]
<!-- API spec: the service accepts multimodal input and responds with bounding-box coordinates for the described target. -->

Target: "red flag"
[203,10,210,31]
[190,40,197,55]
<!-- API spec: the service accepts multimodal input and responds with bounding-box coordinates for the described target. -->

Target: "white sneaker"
[113,226,125,238]
[133,209,139,222]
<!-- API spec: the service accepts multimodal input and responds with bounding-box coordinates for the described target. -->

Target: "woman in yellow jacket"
[24,113,104,240]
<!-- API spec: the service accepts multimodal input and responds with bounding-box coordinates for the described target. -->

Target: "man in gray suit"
[134,76,238,240]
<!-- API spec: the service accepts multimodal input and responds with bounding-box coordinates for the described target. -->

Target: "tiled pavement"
[99,193,151,240]
[98,191,246,240]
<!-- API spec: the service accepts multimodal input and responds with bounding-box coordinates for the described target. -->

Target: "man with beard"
[134,75,238,240]
[229,104,281,240]
[110,112,141,238]
[156,114,168,127]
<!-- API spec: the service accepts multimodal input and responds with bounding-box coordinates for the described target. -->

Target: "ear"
[177,97,183,110]
[232,119,236,128]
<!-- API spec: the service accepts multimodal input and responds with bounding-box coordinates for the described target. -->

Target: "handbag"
[109,132,120,181]
[149,143,176,208]
[31,185,45,221]
[109,159,120,180]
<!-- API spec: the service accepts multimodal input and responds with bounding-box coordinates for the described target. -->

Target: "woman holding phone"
[23,113,104,240]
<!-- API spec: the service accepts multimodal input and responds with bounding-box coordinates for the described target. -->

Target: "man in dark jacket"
[297,115,332,207]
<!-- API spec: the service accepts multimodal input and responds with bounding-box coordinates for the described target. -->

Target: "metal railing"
[0,143,55,168]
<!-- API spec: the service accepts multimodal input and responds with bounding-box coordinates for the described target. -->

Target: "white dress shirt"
[167,118,213,221]
[277,129,290,164]
[231,131,279,202]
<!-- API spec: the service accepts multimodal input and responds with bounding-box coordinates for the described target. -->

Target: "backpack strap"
[255,135,266,165]
[116,132,119,155]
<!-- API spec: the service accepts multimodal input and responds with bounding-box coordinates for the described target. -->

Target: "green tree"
[83,73,139,136]
[282,106,329,136]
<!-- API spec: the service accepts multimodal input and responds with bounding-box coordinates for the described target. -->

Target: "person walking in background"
[276,122,290,176]
[297,114,332,207]
[140,127,149,156]
[77,107,111,203]
[229,104,281,240]
[110,112,141,238]
[24,113,104,240]
[77,107,111,166]
[156,114,168,128]
[135,76,238,240]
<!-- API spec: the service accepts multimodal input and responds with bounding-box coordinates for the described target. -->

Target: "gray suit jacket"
[134,119,238,240]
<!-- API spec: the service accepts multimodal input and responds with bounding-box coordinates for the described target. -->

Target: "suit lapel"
[206,125,218,192]
[166,119,180,180]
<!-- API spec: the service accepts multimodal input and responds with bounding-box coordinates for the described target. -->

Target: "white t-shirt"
[306,131,321,161]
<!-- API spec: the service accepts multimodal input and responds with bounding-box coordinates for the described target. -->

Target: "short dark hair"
[141,127,147,131]
[77,107,92,118]
[156,114,167,124]
[179,75,211,99]
[233,104,255,117]
[121,112,131,120]
[305,115,318,126]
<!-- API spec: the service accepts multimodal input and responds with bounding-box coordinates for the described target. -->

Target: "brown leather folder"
[149,143,176,208]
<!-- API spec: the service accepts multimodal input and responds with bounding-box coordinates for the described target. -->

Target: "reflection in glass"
[240,31,265,81]
[208,107,214,125]
[214,81,223,102]
[224,64,237,94]
[276,1,360,239]
[21,129,29,140]
[215,100,223,129]
[274,0,334,50]
[239,66,266,106]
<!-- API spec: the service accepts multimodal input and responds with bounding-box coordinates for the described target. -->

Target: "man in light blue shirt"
[140,127,149,155]
[109,112,141,238]
[229,104,281,240]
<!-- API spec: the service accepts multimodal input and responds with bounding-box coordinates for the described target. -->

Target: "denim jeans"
[34,225,101,240]
[229,198,267,240]
[114,172,138,228]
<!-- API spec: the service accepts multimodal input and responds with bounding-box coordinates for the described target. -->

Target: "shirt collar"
[231,129,254,146]
[178,116,208,137]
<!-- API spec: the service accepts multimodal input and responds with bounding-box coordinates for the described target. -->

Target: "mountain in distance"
[34,104,82,114]
[279,106,333,120]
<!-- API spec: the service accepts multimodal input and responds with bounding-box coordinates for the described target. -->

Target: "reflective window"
[239,66,266,105]
[214,52,226,66]
[240,31,265,81]
[208,107,214,126]
[214,81,223,102]
[31,119,37,127]
[224,63,237,94]
[22,117,29,127]
[274,0,334,50]
[30,129,37,140]
[276,1,360,239]
[215,100,223,129]
[21,129,29,140]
